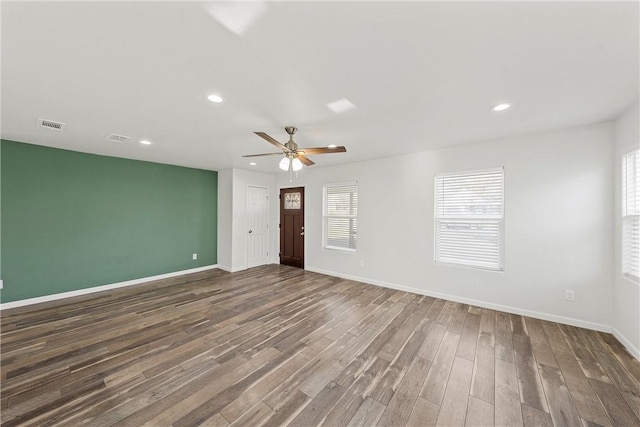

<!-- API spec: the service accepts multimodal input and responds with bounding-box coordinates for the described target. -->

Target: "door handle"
[248,229,253,234]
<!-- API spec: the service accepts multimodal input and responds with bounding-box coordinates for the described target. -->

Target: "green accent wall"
[1,140,218,303]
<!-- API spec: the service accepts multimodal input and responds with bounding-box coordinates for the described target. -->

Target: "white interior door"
[247,186,270,268]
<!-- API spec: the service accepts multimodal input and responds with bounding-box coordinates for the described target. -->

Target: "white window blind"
[435,168,504,270]
[623,149,640,280]
[324,182,357,251]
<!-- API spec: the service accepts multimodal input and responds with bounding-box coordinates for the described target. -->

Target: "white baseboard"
[216,264,233,272]
[305,266,612,333]
[216,265,246,273]
[612,328,640,360]
[0,265,219,311]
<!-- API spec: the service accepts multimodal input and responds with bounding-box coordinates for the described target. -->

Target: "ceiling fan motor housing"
[284,126,297,136]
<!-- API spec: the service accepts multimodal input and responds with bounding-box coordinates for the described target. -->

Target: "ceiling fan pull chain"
[289,160,293,182]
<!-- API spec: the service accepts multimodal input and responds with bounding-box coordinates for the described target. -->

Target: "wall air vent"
[106,133,131,143]
[39,119,65,131]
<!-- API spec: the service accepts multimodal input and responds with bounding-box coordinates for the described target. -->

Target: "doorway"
[279,187,304,268]
[246,185,270,268]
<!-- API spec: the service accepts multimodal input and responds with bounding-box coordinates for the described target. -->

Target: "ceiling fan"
[243,126,346,173]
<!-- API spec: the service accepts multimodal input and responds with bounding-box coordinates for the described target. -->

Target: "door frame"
[246,185,270,269]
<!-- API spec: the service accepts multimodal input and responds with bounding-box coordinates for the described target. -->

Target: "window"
[623,149,639,280]
[323,182,357,251]
[435,168,504,270]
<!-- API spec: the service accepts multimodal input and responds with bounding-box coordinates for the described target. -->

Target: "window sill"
[434,260,503,273]
[323,245,356,253]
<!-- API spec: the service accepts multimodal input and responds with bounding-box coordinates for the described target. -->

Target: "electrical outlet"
[565,289,575,302]
[0,279,3,290]
[192,253,198,260]
[359,260,365,268]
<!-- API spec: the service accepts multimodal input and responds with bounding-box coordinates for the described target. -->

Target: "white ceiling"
[2,1,638,173]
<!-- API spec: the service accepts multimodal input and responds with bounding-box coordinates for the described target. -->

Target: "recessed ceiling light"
[328,144,337,149]
[207,94,224,103]
[327,98,355,114]
[249,162,257,166]
[140,140,152,145]
[491,103,511,112]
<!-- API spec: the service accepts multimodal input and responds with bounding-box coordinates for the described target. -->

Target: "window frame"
[322,181,358,252]
[434,167,505,271]
[622,149,639,282]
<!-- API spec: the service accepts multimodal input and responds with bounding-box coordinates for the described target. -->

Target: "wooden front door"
[280,187,304,268]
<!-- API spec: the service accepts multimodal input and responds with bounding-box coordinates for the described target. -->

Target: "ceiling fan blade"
[298,146,347,155]
[254,132,292,152]
[242,152,284,157]
[297,154,315,166]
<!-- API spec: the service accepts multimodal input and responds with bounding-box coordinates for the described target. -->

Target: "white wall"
[218,169,277,272]
[275,123,615,332]
[217,169,233,270]
[614,102,640,357]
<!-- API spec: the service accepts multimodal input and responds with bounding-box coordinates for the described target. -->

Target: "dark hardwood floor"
[1,265,639,426]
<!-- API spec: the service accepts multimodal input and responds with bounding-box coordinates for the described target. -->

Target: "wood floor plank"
[346,397,386,427]
[522,403,553,427]
[511,314,529,337]
[369,322,430,406]
[512,334,548,412]
[537,362,581,426]
[558,324,610,383]
[471,330,495,404]
[200,412,230,427]
[576,327,640,420]
[1,265,637,427]
[524,317,548,343]
[288,381,346,427]
[495,358,524,427]
[541,321,573,354]
[495,312,515,363]
[376,356,432,427]
[529,336,558,368]
[552,349,612,427]
[228,400,273,427]
[447,303,469,334]
[417,323,446,362]
[457,313,481,360]
[479,308,496,335]
[419,330,461,405]
[435,356,473,426]
[219,336,331,423]
[598,332,640,385]
[121,347,279,427]
[465,395,494,426]
[321,357,388,426]
[588,378,640,427]
[261,391,311,427]
[406,396,439,427]
[262,332,358,409]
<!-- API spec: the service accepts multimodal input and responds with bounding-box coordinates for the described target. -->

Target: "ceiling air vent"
[39,119,65,131]
[106,133,131,143]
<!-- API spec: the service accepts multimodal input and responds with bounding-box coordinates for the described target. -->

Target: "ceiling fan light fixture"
[279,156,290,171]
[291,157,303,171]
